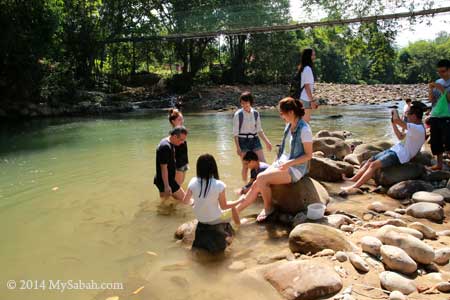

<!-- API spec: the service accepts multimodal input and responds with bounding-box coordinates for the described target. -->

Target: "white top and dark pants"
[188,177,233,253]
[232,108,263,152]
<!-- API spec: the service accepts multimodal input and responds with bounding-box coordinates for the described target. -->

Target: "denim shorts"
[371,149,400,168]
[238,136,262,152]
[300,99,312,109]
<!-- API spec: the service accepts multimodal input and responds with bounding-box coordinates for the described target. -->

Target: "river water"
[0,103,402,300]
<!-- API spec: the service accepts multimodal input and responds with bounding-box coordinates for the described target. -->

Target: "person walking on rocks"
[427,59,450,170]
[237,97,313,222]
[341,104,426,193]
[169,108,189,185]
[154,127,188,202]
[289,48,318,123]
[233,91,272,181]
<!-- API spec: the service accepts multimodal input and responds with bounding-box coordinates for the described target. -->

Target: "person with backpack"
[233,91,272,181]
[289,48,318,123]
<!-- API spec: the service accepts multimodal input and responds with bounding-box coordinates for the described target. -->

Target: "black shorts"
[429,117,450,155]
[153,177,180,194]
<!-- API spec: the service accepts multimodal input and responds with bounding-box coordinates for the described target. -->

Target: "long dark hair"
[196,154,219,198]
[279,97,305,119]
[168,108,182,126]
[299,48,314,73]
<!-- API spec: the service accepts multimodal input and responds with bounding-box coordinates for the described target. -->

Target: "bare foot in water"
[340,185,363,195]
[256,208,274,222]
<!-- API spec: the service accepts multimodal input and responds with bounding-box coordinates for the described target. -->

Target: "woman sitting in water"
[169,109,189,185]
[237,97,313,221]
[183,154,242,253]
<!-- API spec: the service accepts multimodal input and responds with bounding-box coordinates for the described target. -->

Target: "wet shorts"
[371,150,400,169]
[238,136,262,152]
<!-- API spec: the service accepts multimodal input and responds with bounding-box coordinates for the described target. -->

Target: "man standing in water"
[154,127,188,201]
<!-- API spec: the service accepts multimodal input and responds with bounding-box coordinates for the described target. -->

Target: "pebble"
[407,222,437,240]
[384,211,403,219]
[368,201,388,213]
[348,252,369,273]
[437,282,450,293]
[379,271,417,295]
[228,261,246,271]
[389,290,407,300]
[335,251,348,262]
[411,191,445,206]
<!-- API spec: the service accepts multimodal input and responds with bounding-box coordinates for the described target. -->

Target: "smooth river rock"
[387,180,434,199]
[377,230,435,264]
[367,201,389,213]
[360,236,383,257]
[437,282,450,293]
[389,290,407,300]
[376,225,423,240]
[313,137,351,160]
[309,157,354,182]
[264,260,343,300]
[406,202,444,222]
[347,252,369,273]
[379,271,417,295]
[432,188,450,202]
[434,248,450,265]
[411,191,445,206]
[271,176,329,214]
[289,223,357,254]
[380,245,417,274]
[407,222,437,240]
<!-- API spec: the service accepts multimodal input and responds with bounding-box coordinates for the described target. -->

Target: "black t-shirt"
[154,138,176,184]
[175,141,189,168]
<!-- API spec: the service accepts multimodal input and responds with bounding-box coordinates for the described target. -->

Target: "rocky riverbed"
[2,83,429,118]
[96,129,450,300]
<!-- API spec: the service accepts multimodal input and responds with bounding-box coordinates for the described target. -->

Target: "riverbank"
[0,83,429,119]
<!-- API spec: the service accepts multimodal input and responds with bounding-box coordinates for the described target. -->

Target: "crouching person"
[341,104,426,192]
[183,154,242,253]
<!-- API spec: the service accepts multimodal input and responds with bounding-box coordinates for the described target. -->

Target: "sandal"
[256,208,274,222]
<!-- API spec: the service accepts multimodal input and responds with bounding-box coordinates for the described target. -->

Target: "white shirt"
[276,123,313,177]
[300,66,314,102]
[188,177,225,223]
[232,108,263,136]
[390,123,426,164]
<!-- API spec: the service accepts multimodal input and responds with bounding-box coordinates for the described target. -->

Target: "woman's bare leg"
[236,184,261,213]
[240,152,248,182]
[341,160,382,192]
[231,207,240,225]
[255,168,292,221]
[342,159,371,182]
[175,171,185,186]
[254,149,266,163]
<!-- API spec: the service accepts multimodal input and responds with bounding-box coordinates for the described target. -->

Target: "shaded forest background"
[1,0,449,114]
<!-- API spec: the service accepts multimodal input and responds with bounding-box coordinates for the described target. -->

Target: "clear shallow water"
[0,103,403,300]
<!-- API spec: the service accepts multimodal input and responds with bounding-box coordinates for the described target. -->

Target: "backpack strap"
[239,109,259,135]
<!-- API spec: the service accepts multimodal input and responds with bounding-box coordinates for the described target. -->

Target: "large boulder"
[422,170,450,182]
[374,163,426,187]
[343,153,360,165]
[406,202,444,222]
[353,141,393,164]
[410,151,433,166]
[387,180,434,199]
[308,157,354,182]
[312,137,351,160]
[264,260,343,300]
[289,223,357,254]
[271,177,329,214]
[315,130,351,140]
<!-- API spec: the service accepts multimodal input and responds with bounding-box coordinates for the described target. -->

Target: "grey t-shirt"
[431,78,450,115]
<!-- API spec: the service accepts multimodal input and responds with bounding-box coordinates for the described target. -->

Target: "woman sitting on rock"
[237,97,313,221]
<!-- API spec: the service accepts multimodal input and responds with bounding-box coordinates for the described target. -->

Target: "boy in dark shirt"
[239,151,269,195]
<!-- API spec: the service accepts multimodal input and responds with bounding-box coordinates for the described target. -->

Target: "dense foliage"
[0,0,448,110]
